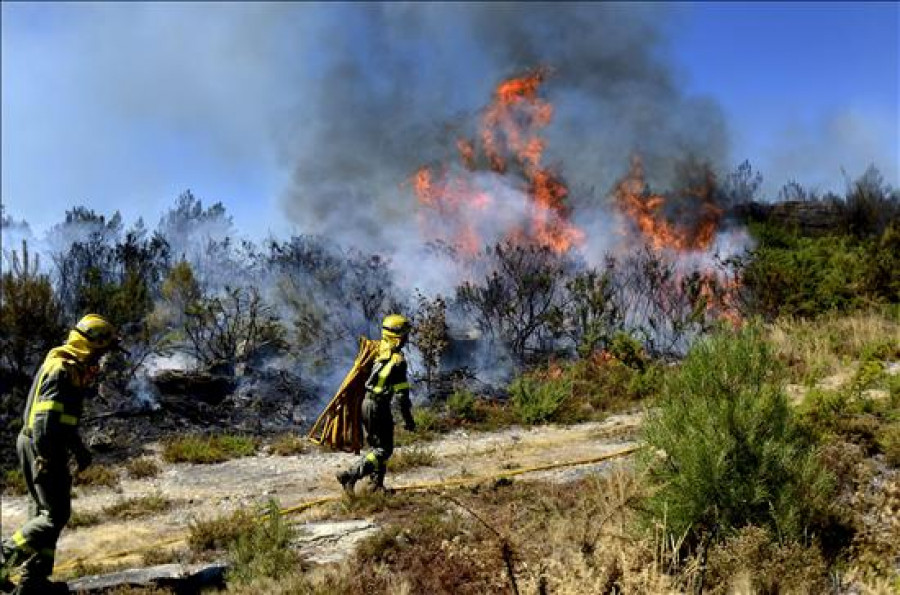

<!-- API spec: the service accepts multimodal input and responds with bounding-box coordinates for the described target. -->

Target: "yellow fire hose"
[43,444,640,577]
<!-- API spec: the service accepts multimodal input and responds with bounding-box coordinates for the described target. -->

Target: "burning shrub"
[457,241,571,365]
[642,326,835,551]
[556,263,623,358]
[269,235,400,368]
[613,247,725,356]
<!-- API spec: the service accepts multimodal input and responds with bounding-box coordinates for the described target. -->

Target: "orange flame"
[412,68,584,255]
[613,155,722,252]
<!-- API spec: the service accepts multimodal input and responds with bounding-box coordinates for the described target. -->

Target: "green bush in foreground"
[162,434,258,464]
[227,500,299,585]
[509,374,573,424]
[642,326,834,549]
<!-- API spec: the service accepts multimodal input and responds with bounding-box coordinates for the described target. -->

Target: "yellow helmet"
[382,314,411,340]
[73,314,120,352]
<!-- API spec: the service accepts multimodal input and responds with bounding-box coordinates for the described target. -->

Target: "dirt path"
[1,412,641,572]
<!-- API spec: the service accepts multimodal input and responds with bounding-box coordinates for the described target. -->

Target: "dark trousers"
[349,396,394,481]
[1,433,71,586]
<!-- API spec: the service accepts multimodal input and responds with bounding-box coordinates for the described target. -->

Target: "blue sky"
[2,2,897,240]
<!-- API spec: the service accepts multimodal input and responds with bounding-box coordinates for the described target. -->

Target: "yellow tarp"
[307,337,380,453]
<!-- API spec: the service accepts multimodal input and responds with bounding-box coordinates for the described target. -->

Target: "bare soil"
[1,412,641,573]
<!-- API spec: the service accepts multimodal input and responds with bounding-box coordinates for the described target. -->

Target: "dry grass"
[74,464,121,490]
[141,546,185,567]
[268,433,308,456]
[125,457,162,479]
[387,445,436,472]
[107,587,174,595]
[247,468,680,594]
[67,494,173,530]
[877,422,900,466]
[705,526,829,594]
[103,493,173,521]
[770,310,900,384]
[68,509,103,528]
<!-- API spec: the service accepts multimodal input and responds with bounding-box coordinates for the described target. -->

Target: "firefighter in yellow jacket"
[337,314,416,493]
[1,314,122,594]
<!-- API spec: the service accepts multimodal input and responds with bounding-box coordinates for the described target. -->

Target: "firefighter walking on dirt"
[1,314,123,595]
[337,314,416,493]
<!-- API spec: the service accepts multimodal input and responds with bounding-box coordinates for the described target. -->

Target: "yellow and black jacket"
[21,337,94,466]
[364,347,413,426]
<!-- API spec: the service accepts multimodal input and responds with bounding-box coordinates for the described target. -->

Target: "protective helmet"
[381,314,411,340]
[73,314,120,352]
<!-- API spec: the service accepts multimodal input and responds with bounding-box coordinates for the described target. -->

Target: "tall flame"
[613,155,722,252]
[412,69,584,254]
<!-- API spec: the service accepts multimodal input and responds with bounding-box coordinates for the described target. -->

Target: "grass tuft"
[3,468,27,495]
[388,445,436,472]
[162,434,259,464]
[74,464,120,490]
[188,508,258,553]
[125,457,162,479]
[103,493,173,520]
[268,433,308,456]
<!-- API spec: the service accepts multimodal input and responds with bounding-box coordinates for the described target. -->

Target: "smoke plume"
[280,4,730,259]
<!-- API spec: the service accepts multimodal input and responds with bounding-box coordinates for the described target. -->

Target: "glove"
[75,448,93,473]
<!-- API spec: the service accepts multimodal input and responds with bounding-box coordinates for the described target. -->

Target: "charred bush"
[182,286,286,370]
[457,242,572,365]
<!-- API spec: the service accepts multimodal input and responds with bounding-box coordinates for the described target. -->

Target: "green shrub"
[412,407,439,433]
[798,388,852,437]
[608,331,646,369]
[3,468,26,495]
[877,423,900,466]
[188,508,258,553]
[509,374,573,424]
[744,222,900,319]
[642,326,834,549]
[227,500,299,585]
[162,434,258,464]
[446,389,479,422]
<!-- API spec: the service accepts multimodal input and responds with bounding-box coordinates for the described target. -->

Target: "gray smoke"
[280,4,730,255]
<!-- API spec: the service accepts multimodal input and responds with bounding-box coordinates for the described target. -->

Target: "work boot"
[0,546,15,593]
[369,468,391,494]
[13,576,67,595]
[336,469,358,495]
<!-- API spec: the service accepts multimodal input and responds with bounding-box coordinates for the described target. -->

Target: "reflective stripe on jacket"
[21,349,88,462]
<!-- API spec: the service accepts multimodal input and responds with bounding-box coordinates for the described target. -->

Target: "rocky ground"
[1,412,642,589]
